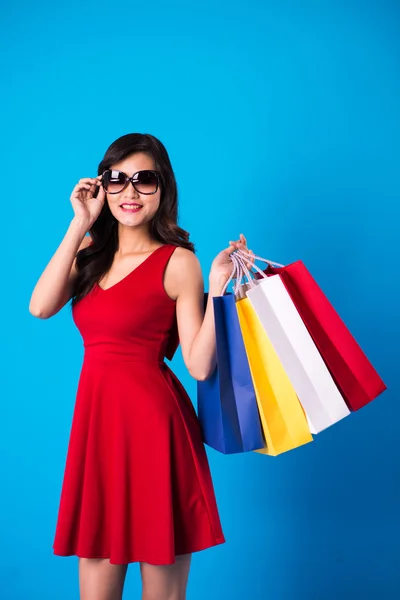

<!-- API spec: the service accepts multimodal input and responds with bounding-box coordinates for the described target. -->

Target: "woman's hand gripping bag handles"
[197,259,265,454]
[237,249,387,412]
[234,251,351,434]
[231,254,313,456]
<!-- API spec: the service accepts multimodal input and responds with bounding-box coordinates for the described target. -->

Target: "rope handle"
[235,248,285,268]
[219,247,281,297]
[234,252,271,283]
[221,253,252,296]
[230,253,256,295]
[220,255,240,296]
[233,253,260,288]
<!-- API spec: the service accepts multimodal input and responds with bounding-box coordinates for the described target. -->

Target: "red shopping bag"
[238,251,387,411]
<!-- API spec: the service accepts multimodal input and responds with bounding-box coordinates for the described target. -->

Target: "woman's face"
[105,152,161,228]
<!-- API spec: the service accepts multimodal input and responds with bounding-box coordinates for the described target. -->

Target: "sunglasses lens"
[102,170,126,193]
[133,171,158,194]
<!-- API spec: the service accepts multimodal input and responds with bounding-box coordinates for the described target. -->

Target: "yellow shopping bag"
[236,296,313,456]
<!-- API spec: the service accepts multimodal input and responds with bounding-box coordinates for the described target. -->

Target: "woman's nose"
[125,181,140,198]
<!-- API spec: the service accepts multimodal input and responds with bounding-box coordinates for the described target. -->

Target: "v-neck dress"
[52,243,226,565]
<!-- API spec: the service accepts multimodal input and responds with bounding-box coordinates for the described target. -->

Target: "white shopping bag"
[232,252,350,433]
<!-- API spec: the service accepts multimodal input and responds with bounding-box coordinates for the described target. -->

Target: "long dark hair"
[71,133,194,308]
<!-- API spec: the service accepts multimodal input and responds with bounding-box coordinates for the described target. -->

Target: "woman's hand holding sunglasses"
[70,175,105,228]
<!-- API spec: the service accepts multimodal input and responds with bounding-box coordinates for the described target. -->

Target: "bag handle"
[220,247,278,297]
[235,248,285,268]
[232,252,260,291]
[220,252,253,297]
[221,255,240,296]
[232,252,270,288]
[230,252,257,293]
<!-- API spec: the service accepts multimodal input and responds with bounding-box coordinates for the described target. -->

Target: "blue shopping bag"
[197,293,265,454]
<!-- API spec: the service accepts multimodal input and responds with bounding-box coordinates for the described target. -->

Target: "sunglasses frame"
[101,169,160,195]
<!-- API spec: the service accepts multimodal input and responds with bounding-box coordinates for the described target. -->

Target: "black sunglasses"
[101,169,160,195]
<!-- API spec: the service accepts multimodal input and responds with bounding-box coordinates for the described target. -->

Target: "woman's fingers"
[246,248,255,269]
[229,234,246,249]
[74,177,101,191]
[79,177,100,184]
[236,234,250,258]
[226,235,254,270]
[224,242,237,255]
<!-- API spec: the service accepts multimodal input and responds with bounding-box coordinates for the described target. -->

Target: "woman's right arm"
[29,217,92,319]
[29,174,105,319]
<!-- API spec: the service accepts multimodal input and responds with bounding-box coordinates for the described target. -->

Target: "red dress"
[52,244,226,565]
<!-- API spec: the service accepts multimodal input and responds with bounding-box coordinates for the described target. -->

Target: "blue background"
[1,0,398,598]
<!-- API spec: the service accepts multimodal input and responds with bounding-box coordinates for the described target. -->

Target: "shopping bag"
[237,249,387,411]
[197,289,265,454]
[230,256,313,455]
[233,252,350,434]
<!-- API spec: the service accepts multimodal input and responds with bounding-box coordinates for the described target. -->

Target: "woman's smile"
[120,202,143,213]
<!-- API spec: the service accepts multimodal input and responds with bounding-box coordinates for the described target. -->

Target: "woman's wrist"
[71,215,91,235]
[208,274,228,297]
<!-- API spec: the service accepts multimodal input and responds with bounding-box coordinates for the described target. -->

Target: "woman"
[29,133,252,600]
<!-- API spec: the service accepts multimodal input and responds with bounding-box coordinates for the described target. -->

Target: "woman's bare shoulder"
[164,246,203,298]
[169,245,201,272]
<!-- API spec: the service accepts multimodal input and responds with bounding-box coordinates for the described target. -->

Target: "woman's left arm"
[165,234,251,381]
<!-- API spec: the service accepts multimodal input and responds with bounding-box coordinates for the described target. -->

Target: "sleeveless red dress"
[52,244,226,565]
